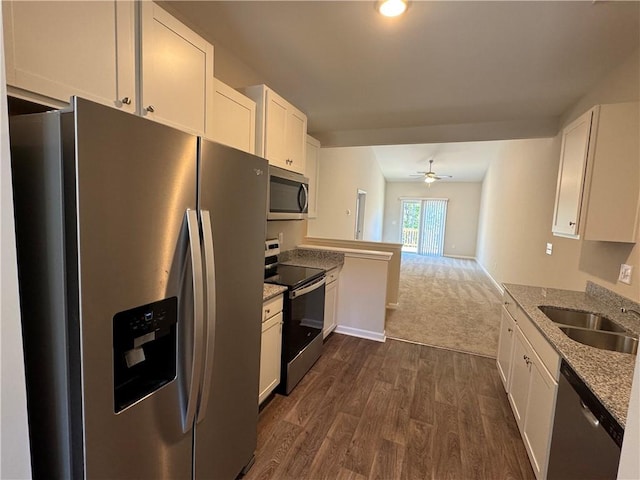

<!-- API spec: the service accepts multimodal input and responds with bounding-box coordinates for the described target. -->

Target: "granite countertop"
[279,248,345,271]
[263,283,287,302]
[503,282,640,427]
[262,249,343,302]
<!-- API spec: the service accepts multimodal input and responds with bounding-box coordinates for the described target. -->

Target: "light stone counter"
[263,283,287,302]
[503,281,640,427]
[279,248,345,271]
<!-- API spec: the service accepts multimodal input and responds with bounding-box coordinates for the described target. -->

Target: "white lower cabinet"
[496,305,516,389]
[522,353,557,479]
[322,268,340,339]
[499,293,559,480]
[508,328,532,429]
[259,295,283,404]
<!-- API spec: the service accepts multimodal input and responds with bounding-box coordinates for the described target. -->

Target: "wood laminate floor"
[244,334,535,480]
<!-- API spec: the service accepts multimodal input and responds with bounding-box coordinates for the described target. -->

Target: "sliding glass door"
[400,199,448,256]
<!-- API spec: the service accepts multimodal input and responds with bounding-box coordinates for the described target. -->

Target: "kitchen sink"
[539,306,627,333]
[557,327,638,355]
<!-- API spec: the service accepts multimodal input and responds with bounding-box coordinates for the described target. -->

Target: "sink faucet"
[621,308,640,319]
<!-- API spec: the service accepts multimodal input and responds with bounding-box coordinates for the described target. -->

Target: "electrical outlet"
[545,243,553,255]
[618,264,633,285]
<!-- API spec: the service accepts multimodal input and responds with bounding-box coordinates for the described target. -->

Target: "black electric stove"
[264,264,324,290]
[264,239,325,395]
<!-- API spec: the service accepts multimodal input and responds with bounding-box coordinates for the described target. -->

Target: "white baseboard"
[334,325,386,343]
[443,254,476,260]
[475,259,504,295]
[386,302,399,310]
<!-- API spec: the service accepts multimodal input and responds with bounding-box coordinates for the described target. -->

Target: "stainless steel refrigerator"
[10,97,267,479]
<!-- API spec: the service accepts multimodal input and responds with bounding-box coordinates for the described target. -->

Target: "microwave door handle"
[298,184,309,212]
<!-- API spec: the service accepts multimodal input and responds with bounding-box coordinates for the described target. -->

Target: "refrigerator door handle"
[197,210,216,423]
[183,209,205,433]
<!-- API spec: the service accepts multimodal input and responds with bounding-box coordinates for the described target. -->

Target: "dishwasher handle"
[580,400,600,428]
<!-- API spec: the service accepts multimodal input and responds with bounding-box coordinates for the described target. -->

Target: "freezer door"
[195,140,268,479]
[71,98,198,478]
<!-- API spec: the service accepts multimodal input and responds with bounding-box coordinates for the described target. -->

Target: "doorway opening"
[355,189,367,240]
[400,198,448,255]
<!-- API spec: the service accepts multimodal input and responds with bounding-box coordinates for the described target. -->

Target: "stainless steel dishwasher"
[547,360,623,480]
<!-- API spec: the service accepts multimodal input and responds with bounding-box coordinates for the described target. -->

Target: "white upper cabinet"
[210,78,256,154]
[552,102,640,242]
[582,102,639,242]
[139,2,213,136]
[305,135,321,218]
[243,85,308,174]
[3,1,214,137]
[3,0,136,112]
[552,108,594,238]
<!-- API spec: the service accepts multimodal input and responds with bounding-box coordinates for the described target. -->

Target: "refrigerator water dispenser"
[113,297,178,413]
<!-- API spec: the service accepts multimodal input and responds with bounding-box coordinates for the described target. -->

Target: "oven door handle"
[290,277,326,299]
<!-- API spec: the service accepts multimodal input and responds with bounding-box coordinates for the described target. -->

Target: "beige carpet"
[385,253,502,358]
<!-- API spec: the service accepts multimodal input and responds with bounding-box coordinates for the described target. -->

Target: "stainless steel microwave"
[267,166,309,220]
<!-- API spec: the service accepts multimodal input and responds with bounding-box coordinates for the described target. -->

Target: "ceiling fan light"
[424,176,436,184]
[377,0,407,17]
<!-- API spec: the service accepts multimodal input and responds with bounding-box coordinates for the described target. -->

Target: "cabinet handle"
[504,301,510,306]
[569,221,576,226]
[265,309,270,315]
[146,105,155,113]
[507,328,513,333]
[121,97,132,105]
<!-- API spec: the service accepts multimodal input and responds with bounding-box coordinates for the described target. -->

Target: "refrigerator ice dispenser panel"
[113,297,178,413]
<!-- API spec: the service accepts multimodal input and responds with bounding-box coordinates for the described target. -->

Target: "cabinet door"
[507,328,531,432]
[522,358,558,480]
[552,108,594,238]
[286,106,307,174]
[259,312,283,404]
[264,90,288,169]
[306,135,321,218]
[139,2,213,136]
[584,102,640,242]
[323,279,338,339]
[211,78,256,154]
[496,307,516,391]
[3,1,135,112]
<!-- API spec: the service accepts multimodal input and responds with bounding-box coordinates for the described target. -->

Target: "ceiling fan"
[410,159,453,184]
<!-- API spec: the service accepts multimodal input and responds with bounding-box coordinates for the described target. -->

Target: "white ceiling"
[372,140,505,182]
[162,0,639,181]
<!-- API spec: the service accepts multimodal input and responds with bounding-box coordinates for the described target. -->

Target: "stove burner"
[265,264,324,290]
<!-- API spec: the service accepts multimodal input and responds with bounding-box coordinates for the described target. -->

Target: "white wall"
[1,8,33,477]
[619,351,640,479]
[307,146,386,241]
[476,49,640,302]
[266,220,306,251]
[383,181,482,257]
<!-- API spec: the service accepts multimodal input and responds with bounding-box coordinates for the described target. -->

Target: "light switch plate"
[619,264,633,285]
[545,243,553,255]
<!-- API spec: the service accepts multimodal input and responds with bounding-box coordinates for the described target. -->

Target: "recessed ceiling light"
[376,0,408,17]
